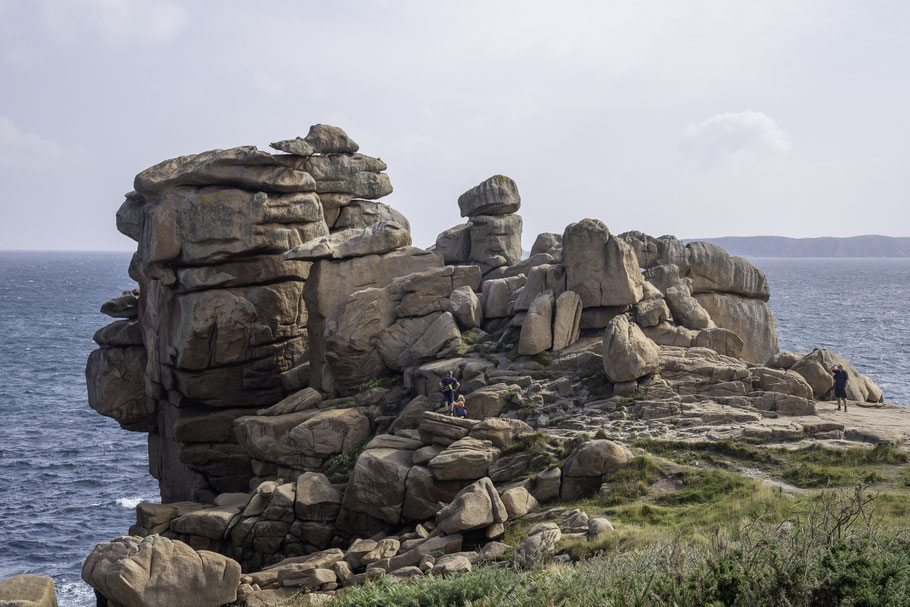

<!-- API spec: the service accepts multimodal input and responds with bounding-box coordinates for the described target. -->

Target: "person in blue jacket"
[440,373,460,416]
[832,364,849,411]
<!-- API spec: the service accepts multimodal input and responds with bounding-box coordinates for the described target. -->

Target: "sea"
[0,252,908,605]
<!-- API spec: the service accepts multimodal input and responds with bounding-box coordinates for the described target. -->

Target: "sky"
[0,0,908,251]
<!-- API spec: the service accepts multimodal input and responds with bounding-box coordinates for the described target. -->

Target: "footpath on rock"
[6,124,909,607]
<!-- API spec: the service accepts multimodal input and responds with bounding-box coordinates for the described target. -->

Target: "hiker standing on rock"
[832,364,849,411]
[440,373,460,416]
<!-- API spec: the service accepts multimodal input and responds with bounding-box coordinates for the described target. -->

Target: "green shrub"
[357,375,402,392]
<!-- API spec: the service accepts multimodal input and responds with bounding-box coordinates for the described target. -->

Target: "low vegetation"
[325,484,910,606]
[309,439,910,606]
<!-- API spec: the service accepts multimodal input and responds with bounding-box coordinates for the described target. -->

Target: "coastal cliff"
[75,125,898,607]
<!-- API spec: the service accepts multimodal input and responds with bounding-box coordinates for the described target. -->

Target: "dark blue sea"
[0,252,908,606]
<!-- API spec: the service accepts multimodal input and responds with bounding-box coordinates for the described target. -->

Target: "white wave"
[56,580,95,607]
[115,496,147,509]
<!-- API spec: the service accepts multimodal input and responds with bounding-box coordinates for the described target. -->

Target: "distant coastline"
[683,235,910,258]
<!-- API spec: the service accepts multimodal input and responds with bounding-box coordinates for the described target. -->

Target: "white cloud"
[681,110,792,168]
[40,0,188,45]
[0,115,67,168]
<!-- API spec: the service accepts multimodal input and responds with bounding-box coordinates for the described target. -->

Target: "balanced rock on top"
[457,175,521,217]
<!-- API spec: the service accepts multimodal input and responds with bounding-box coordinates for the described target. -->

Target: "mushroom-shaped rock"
[602,314,659,383]
[436,478,508,534]
[457,175,521,217]
[82,535,241,607]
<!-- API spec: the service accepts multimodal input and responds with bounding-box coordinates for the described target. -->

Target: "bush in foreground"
[323,486,910,607]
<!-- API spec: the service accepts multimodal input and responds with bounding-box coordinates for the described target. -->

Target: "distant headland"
[684,235,910,258]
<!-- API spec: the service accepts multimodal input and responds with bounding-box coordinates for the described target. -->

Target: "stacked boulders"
[86,125,425,501]
[434,175,523,274]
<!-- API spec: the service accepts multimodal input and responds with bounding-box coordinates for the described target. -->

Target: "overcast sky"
[1,0,908,251]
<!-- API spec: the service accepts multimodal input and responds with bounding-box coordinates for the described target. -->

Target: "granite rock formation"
[84,124,890,606]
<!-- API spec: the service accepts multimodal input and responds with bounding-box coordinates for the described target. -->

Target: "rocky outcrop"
[86,125,892,605]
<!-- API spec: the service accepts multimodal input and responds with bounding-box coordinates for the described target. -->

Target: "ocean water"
[753,258,910,405]
[0,252,907,606]
[0,251,156,606]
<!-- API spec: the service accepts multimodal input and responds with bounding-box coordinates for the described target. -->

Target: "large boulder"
[562,440,632,499]
[665,281,714,330]
[340,448,413,526]
[481,275,526,319]
[436,478,508,534]
[468,418,534,449]
[288,408,371,459]
[686,242,770,300]
[518,291,554,355]
[457,175,521,217]
[468,215,523,271]
[791,348,884,403]
[0,574,57,607]
[602,314,659,383]
[434,223,472,264]
[694,292,779,364]
[752,367,814,399]
[295,472,342,521]
[82,535,241,607]
[552,290,583,350]
[402,466,469,521]
[562,219,643,308]
[428,437,501,481]
[464,383,516,420]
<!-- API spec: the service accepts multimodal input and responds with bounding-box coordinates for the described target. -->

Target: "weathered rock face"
[88,125,407,501]
[82,535,241,607]
[694,292,779,364]
[562,219,643,308]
